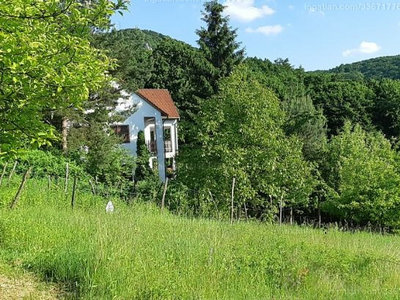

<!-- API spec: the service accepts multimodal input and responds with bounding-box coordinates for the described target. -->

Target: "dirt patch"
[0,272,59,300]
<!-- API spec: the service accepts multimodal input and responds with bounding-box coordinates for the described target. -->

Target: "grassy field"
[1,178,400,299]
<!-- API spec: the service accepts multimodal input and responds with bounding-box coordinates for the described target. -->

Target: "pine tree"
[196,0,245,90]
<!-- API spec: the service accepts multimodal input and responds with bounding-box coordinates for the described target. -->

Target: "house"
[114,89,180,183]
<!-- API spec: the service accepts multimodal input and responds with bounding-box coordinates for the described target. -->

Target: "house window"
[113,125,130,143]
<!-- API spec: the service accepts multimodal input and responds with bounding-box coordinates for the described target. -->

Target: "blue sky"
[112,0,400,71]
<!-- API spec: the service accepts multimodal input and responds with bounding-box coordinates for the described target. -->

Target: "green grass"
[1,178,400,299]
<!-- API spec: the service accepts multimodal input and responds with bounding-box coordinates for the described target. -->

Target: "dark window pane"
[113,125,130,143]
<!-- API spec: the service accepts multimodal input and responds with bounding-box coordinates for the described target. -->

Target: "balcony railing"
[164,141,172,153]
[147,140,173,154]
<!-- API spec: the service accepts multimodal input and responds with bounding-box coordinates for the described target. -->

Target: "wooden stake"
[318,198,322,228]
[290,207,293,225]
[231,177,236,224]
[64,163,69,193]
[7,161,17,185]
[71,176,77,209]
[244,201,249,221]
[161,177,169,212]
[10,167,31,209]
[89,180,96,195]
[47,175,51,202]
[0,162,8,187]
[209,190,218,212]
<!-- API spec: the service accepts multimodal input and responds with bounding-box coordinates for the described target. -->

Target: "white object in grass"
[106,201,114,213]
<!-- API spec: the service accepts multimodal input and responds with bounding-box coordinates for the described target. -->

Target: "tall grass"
[1,178,400,299]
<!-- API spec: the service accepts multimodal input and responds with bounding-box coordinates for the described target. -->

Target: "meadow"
[0,177,400,299]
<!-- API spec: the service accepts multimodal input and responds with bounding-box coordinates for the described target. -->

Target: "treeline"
[3,1,400,230]
[329,55,400,80]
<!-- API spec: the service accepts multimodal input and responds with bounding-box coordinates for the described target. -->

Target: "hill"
[329,55,400,80]
[113,29,400,82]
[116,28,173,49]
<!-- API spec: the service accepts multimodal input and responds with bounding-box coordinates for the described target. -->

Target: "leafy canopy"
[0,0,127,158]
[323,122,400,228]
[178,66,315,219]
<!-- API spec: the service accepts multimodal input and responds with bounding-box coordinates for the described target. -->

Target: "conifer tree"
[196,0,245,90]
[134,131,153,182]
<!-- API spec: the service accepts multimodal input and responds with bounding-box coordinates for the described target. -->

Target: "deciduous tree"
[0,0,127,158]
[178,66,315,219]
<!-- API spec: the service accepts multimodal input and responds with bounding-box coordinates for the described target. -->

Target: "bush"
[2,150,85,179]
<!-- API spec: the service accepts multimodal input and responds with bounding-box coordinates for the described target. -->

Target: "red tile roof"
[137,89,180,119]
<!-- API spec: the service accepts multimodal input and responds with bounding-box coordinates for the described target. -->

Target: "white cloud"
[342,41,382,57]
[245,25,284,36]
[288,5,295,10]
[224,0,275,23]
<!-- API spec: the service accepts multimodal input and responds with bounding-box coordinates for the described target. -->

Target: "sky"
[111,0,400,71]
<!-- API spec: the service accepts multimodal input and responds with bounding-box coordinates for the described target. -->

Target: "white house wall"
[163,119,178,158]
[120,94,166,182]
[120,94,160,155]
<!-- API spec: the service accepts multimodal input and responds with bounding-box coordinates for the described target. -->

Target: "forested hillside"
[328,55,400,80]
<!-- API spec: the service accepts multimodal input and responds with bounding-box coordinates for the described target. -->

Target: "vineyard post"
[0,162,8,187]
[161,177,169,212]
[64,162,69,193]
[10,167,32,209]
[7,161,18,185]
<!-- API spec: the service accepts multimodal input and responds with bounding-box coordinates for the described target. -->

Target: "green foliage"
[323,122,400,228]
[305,73,374,135]
[369,79,400,138]
[0,150,85,179]
[68,121,135,186]
[134,131,153,182]
[133,131,160,200]
[197,0,244,91]
[0,0,126,157]
[330,55,400,80]
[179,66,315,219]
[18,150,85,178]
[245,57,306,100]
[282,96,327,162]
[149,39,213,141]
[93,28,154,92]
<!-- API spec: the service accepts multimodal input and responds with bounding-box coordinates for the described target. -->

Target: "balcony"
[147,140,173,154]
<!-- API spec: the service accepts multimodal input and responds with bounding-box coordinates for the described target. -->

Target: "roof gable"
[136,89,180,119]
